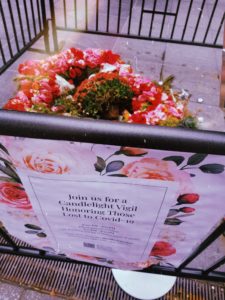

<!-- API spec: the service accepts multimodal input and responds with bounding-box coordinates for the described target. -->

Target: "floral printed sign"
[0,136,224,269]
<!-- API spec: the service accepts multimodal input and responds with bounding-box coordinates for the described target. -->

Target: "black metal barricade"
[52,0,224,52]
[0,111,225,282]
[0,0,50,75]
[0,0,225,284]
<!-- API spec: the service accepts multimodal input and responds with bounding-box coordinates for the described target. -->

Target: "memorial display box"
[0,0,225,282]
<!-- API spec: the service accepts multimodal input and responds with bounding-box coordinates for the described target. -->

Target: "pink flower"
[23,151,70,174]
[121,157,192,193]
[0,182,32,210]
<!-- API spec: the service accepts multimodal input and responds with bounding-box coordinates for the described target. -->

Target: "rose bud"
[150,241,176,257]
[118,147,148,156]
[180,207,195,213]
[177,193,199,205]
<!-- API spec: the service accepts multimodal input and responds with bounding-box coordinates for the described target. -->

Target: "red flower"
[3,92,32,111]
[19,79,33,98]
[177,193,199,205]
[70,47,84,60]
[0,182,32,210]
[69,68,77,78]
[150,241,176,257]
[101,50,121,64]
[129,111,146,124]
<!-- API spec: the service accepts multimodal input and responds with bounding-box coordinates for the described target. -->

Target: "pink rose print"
[23,152,70,174]
[0,182,32,210]
[121,158,192,193]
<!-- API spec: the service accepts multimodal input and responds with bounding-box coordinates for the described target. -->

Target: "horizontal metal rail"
[55,27,224,49]
[0,110,225,155]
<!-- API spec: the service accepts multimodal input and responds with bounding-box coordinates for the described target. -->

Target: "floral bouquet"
[3,47,196,128]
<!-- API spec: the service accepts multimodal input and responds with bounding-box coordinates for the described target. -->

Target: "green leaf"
[25,230,37,234]
[187,153,208,165]
[25,224,42,231]
[94,156,106,172]
[0,176,16,182]
[181,116,197,129]
[199,164,224,174]
[162,75,175,89]
[163,156,185,166]
[107,174,127,177]
[167,209,179,217]
[106,161,124,173]
[0,143,9,155]
[37,232,47,238]
[0,164,21,183]
[0,157,13,165]
[165,218,183,225]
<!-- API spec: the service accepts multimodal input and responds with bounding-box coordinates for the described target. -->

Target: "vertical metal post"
[0,225,18,250]
[49,0,59,52]
[40,0,50,53]
[220,22,225,113]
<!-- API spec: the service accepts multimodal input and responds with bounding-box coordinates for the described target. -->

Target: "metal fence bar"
[85,0,88,30]
[138,0,145,35]
[204,256,225,274]
[117,0,122,33]
[63,0,67,28]
[16,0,26,47]
[0,39,6,64]
[219,21,225,112]
[160,0,169,38]
[73,0,77,29]
[214,12,225,45]
[1,110,225,155]
[127,0,133,34]
[106,0,111,32]
[181,0,193,40]
[7,0,20,52]
[192,0,206,42]
[36,0,42,31]
[30,0,37,36]
[203,0,218,43]
[0,1,13,58]
[170,0,181,39]
[96,0,99,31]
[177,221,225,271]
[0,228,18,249]
[49,0,58,52]
[40,0,50,53]
[149,0,157,37]
[23,0,32,41]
